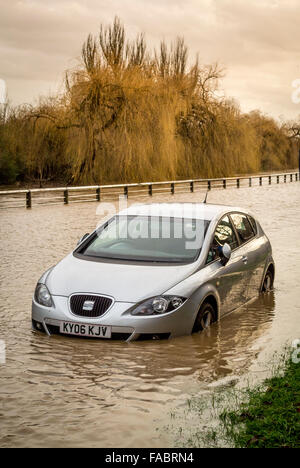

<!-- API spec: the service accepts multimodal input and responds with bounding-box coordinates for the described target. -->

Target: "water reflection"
[24,291,275,415]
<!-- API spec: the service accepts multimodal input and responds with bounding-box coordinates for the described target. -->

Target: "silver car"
[32,203,275,341]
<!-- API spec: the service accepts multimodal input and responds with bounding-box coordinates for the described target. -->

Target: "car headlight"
[35,283,53,307]
[131,296,186,316]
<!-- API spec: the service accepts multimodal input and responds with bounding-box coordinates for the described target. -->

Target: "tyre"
[192,302,216,333]
[262,269,274,292]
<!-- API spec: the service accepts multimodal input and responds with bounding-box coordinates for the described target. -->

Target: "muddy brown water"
[0,183,299,448]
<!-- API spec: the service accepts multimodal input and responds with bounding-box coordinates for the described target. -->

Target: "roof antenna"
[203,190,209,204]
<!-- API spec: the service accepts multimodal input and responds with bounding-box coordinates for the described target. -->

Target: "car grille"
[70,294,113,318]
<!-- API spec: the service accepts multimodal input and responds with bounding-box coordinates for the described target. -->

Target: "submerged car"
[32,203,275,341]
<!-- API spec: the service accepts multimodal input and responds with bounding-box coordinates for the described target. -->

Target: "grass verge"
[166,349,300,448]
[220,353,300,448]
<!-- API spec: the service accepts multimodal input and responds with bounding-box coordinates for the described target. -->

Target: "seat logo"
[82,300,95,311]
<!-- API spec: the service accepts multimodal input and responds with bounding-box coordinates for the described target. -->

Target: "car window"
[231,213,255,244]
[248,215,258,235]
[206,215,238,263]
[79,215,210,264]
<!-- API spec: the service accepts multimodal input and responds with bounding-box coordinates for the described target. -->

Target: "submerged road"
[0,183,299,447]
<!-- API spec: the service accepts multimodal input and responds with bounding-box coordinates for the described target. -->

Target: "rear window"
[231,213,255,244]
[248,215,258,235]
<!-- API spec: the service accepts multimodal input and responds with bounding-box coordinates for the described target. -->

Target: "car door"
[230,213,268,299]
[207,215,249,315]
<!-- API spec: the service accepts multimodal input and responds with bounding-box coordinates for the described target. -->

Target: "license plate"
[60,321,112,339]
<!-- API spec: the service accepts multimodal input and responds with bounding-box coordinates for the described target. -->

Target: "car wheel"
[193,302,216,333]
[262,270,274,292]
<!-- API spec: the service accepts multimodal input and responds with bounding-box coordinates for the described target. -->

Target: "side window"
[207,215,239,263]
[231,213,255,244]
[248,215,258,235]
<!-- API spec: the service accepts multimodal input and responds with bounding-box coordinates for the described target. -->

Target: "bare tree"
[99,17,125,67]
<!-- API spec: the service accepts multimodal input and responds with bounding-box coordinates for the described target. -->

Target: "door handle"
[242,256,248,264]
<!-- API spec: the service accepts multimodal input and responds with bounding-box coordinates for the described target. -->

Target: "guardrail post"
[96,187,101,202]
[237,178,240,188]
[290,174,293,182]
[277,175,280,184]
[208,180,211,191]
[284,175,287,183]
[124,186,128,198]
[26,190,32,209]
[171,183,175,195]
[259,177,262,186]
[296,173,298,182]
[249,178,252,187]
[148,184,153,196]
[64,189,69,205]
[269,176,272,185]
[223,179,226,189]
[190,181,194,193]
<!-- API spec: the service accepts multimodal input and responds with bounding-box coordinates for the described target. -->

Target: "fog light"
[152,335,160,340]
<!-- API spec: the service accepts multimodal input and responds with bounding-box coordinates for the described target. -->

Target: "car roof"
[118,203,248,221]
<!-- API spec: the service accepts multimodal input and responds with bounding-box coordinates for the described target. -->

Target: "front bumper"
[32,295,196,342]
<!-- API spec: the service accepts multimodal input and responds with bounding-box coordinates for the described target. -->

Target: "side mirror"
[77,233,90,246]
[220,243,232,266]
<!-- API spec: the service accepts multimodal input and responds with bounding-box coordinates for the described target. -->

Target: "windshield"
[78,215,210,263]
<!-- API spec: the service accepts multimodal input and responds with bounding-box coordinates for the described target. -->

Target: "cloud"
[0,78,7,104]
[0,0,299,118]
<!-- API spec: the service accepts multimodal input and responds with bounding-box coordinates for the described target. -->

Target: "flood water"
[0,183,299,448]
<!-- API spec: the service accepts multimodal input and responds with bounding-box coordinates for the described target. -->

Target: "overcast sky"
[1,0,300,120]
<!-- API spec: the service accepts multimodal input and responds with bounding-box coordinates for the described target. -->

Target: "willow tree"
[23,17,222,184]
[1,17,296,186]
